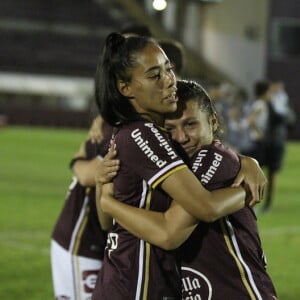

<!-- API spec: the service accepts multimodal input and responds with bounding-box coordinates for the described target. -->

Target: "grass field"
[0,126,299,299]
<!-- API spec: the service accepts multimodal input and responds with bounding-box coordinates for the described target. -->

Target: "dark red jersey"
[93,121,187,300]
[51,123,113,259]
[181,141,277,300]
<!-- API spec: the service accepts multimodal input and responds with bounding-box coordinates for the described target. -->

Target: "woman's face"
[120,44,177,123]
[165,99,215,158]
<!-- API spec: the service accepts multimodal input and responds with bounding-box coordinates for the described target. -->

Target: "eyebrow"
[144,59,170,74]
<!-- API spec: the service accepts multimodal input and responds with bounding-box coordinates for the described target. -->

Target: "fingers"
[248,183,260,207]
[231,173,244,188]
[105,144,117,160]
[103,160,119,178]
[246,181,267,207]
[102,146,120,179]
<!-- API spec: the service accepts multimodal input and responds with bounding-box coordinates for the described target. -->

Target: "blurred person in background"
[206,81,236,145]
[243,80,272,165]
[97,80,276,299]
[50,116,112,300]
[225,89,255,155]
[259,80,296,212]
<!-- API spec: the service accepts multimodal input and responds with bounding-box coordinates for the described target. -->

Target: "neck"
[141,112,165,127]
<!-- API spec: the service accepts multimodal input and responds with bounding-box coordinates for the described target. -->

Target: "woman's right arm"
[100,182,198,250]
[161,168,248,222]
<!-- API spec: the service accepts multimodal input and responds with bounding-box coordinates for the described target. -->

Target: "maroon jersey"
[51,123,113,259]
[181,141,277,300]
[93,121,187,300]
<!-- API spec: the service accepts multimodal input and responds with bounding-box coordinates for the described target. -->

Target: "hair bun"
[106,32,125,52]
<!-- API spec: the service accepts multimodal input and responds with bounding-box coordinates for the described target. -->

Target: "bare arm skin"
[160,167,248,222]
[73,157,103,187]
[88,115,104,144]
[95,146,119,230]
[71,116,105,186]
[100,183,198,250]
[95,182,114,231]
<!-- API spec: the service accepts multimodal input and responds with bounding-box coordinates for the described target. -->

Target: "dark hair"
[254,80,270,98]
[165,79,222,138]
[158,39,185,76]
[95,32,157,126]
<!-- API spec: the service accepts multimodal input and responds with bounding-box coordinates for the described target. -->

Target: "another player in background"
[98,79,277,299]
[50,117,112,300]
[260,80,296,212]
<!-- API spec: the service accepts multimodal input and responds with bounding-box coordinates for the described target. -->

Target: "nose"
[172,128,189,144]
[162,69,176,89]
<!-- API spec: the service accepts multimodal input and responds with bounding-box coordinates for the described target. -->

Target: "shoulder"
[192,141,239,164]
[191,141,240,189]
[115,121,172,148]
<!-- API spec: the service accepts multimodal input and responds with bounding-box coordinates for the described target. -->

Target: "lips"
[163,87,177,100]
[163,92,178,102]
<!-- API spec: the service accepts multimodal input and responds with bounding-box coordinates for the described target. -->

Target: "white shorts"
[51,240,102,300]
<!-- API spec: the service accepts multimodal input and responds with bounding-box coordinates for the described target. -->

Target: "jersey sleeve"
[116,122,187,189]
[190,141,241,191]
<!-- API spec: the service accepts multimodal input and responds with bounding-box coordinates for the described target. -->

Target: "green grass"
[0,126,299,299]
[0,126,87,300]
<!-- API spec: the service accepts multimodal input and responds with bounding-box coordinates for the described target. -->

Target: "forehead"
[133,44,169,72]
[165,98,206,124]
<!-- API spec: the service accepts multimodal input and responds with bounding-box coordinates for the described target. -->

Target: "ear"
[117,80,132,98]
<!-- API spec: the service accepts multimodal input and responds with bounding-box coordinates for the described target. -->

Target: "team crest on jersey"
[82,270,99,293]
[181,267,212,300]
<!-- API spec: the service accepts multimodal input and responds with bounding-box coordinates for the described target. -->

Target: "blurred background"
[0,0,299,139]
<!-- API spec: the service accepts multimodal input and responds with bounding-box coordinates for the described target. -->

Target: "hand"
[88,115,103,143]
[95,143,120,184]
[232,156,267,207]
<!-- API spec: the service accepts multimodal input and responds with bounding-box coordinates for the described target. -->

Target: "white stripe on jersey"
[139,180,147,208]
[135,239,145,300]
[136,181,149,300]
[225,217,263,300]
[69,194,89,253]
[148,160,184,186]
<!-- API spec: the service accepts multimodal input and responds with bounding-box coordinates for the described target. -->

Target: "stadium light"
[152,0,167,11]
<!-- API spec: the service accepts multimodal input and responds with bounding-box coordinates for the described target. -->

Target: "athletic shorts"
[51,240,102,300]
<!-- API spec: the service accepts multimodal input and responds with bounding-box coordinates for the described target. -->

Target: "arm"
[95,145,120,230]
[88,115,104,143]
[73,157,103,186]
[232,155,267,203]
[97,147,254,249]
[100,171,249,249]
[100,182,198,250]
[161,151,265,220]
[161,169,248,222]
[71,116,105,186]
[96,182,114,231]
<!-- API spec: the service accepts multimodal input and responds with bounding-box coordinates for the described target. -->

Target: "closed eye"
[185,121,198,129]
